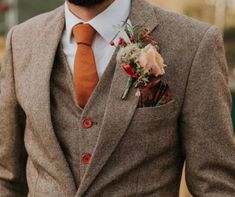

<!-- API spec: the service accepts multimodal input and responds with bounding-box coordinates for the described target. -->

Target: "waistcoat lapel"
[76,0,159,196]
[27,6,77,195]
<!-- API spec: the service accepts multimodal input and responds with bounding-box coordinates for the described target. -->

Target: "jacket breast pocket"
[131,99,178,124]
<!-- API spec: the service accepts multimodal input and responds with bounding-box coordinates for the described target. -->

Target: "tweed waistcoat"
[50,44,117,188]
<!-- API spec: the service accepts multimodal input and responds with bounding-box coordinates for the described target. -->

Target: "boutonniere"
[113,21,170,107]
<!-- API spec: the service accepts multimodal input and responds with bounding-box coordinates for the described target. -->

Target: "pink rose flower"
[137,44,167,77]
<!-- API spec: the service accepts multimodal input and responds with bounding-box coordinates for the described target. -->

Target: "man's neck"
[67,0,115,22]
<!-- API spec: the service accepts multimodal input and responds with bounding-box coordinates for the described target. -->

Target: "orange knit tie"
[72,24,99,108]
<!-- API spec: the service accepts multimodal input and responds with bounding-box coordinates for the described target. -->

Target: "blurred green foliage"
[224,28,235,71]
[19,0,62,22]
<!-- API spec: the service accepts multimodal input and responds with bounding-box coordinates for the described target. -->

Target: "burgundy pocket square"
[137,78,172,108]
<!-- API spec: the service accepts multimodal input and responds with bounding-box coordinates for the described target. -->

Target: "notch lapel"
[76,0,159,196]
[27,6,77,195]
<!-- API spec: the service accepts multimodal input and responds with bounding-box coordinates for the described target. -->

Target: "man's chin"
[67,0,107,7]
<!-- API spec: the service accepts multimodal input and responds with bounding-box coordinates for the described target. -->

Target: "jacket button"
[82,153,91,165]
[82,118,93,128]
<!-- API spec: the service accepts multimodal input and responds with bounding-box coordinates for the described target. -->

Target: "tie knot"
[72,23,96,46]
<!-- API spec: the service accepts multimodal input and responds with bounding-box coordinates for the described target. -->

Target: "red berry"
[130,37,135,43]
[110,41,115,46]
[119,38,125,45]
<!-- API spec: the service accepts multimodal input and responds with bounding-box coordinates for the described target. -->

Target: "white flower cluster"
[116,43,141,66]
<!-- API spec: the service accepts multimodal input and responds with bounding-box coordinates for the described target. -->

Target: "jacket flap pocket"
[132,99,177,123]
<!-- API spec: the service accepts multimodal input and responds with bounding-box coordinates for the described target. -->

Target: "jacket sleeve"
[0,28,28,196]
[180,25,235,196]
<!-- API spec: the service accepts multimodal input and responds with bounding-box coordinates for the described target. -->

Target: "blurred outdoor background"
[0,0,234,196]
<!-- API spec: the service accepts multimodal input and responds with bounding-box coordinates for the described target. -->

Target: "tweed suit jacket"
[0,0,235,196]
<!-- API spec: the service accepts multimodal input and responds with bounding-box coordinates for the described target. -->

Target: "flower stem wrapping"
[121,77,136,100]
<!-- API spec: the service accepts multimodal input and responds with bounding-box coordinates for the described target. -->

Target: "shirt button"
[82,118,93,128]
[82,153,92,165]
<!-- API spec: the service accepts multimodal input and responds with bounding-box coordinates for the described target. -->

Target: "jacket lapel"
[76,0,159,196]
[28,6,77,195]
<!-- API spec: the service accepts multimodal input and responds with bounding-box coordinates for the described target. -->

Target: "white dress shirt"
[62,0,131,78]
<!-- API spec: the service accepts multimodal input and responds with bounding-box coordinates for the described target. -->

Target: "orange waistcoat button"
[82,118,93,128]
[82,153,92,165]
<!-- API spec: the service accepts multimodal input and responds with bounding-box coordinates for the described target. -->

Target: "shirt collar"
[64,0,131,44]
